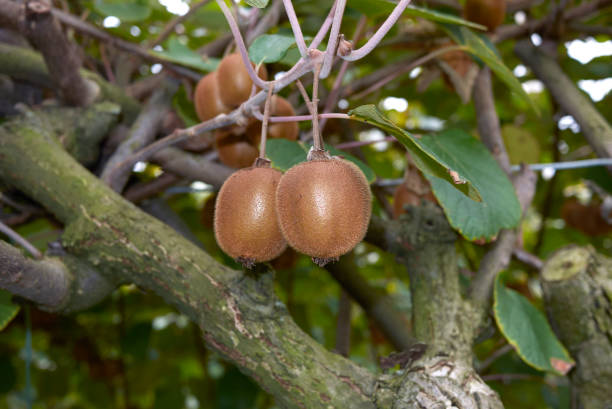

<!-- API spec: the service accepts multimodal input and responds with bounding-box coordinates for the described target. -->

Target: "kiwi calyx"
[307,148,331,161]
[312,257,339,267]
[237,256,257,269]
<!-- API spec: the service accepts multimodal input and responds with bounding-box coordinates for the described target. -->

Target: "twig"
[14,0,98,106]
[124,173,182,203]
[320,15,368,132]
[334,289,352,357]
[340,0,412,62]
[103,80,178,192]
[477,343,513,372]
[150,0,211,48]
[350,45,466,100]
[0,220,42,259]
[296,79,314,114]
[282,0,308,57]
[251,109,349,122]
[321,0,347,78]
[473,67,511,174]
[150,147,233,189]
[495,0,612,42]
[512,248,544,270]
[49,8,202,81]
[515,39,612,165]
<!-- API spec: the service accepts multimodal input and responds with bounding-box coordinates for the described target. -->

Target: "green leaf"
[348,0,395,16]
[265,139,376,183]
[419,129,521,240]
[266,139,308,171]
[245,0,269,8]
[94,0,150,22]
[249,34,296,64]
[150,37,220,72]
[349,105,482,202]
[0,289,20,331]
[405,6,487,31]
[442,25,538,113]
[494,277,575,375]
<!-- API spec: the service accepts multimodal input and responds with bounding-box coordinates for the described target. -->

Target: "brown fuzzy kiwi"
[276,156,371,265]
[246,96,299,143]
[194,71,232,122]
[215,128,260,169]
[214,165,287,267]
[217,53,268,108]
[463,0,506,32]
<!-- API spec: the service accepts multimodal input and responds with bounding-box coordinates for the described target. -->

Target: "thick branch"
[0,43,140,121]
[0,240,114,312]
[515,40,612,163]
[541,246,612,409]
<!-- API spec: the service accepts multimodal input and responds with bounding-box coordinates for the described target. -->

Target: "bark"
[541,246,612,409]
[0,107,505,408]
[515,40,612,164]
[0,43,140,121]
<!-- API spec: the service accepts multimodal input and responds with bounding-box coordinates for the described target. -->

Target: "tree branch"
[326,255,418,352]
[102,79,178,192]
[515,40,612,165]
[0,240,114,312]
[541,246,612,409]
[0,43,140,121]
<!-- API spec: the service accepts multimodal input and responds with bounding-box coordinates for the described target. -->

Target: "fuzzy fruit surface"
[463,0,506,31]
[214,166,287,263]
[276,158,372,260]
[194,71,231,122]
[217,53,268,108]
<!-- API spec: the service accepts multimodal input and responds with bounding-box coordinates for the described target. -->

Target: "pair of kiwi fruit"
[214,151,372,268]
[194,53,299,168]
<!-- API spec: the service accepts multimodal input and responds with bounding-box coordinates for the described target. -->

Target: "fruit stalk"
[311,62,324,152]
[258,83,275,160]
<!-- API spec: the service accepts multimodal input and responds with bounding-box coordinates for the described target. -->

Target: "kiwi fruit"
[217,53,268,108]
[276,156,371,266]
[215,127,260,169]
[194,71,231,122]
[214,165,287,267]
[463,0,506,32]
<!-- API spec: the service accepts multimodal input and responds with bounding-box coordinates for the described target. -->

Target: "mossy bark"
[541,246,612,409]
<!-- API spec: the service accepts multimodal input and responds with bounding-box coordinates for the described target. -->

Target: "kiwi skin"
[463,0,506,32]
[276,157,372,265]
[214,166,287,267]
[194,71,231,122]
[217,53,268,108]
[215,128,259,169]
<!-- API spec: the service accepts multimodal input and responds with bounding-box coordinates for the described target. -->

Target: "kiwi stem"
[340,0,411,62]
[282,0,308,57]
[296,80,314,116]
[258,83,274,159]
[311,62,324,152]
